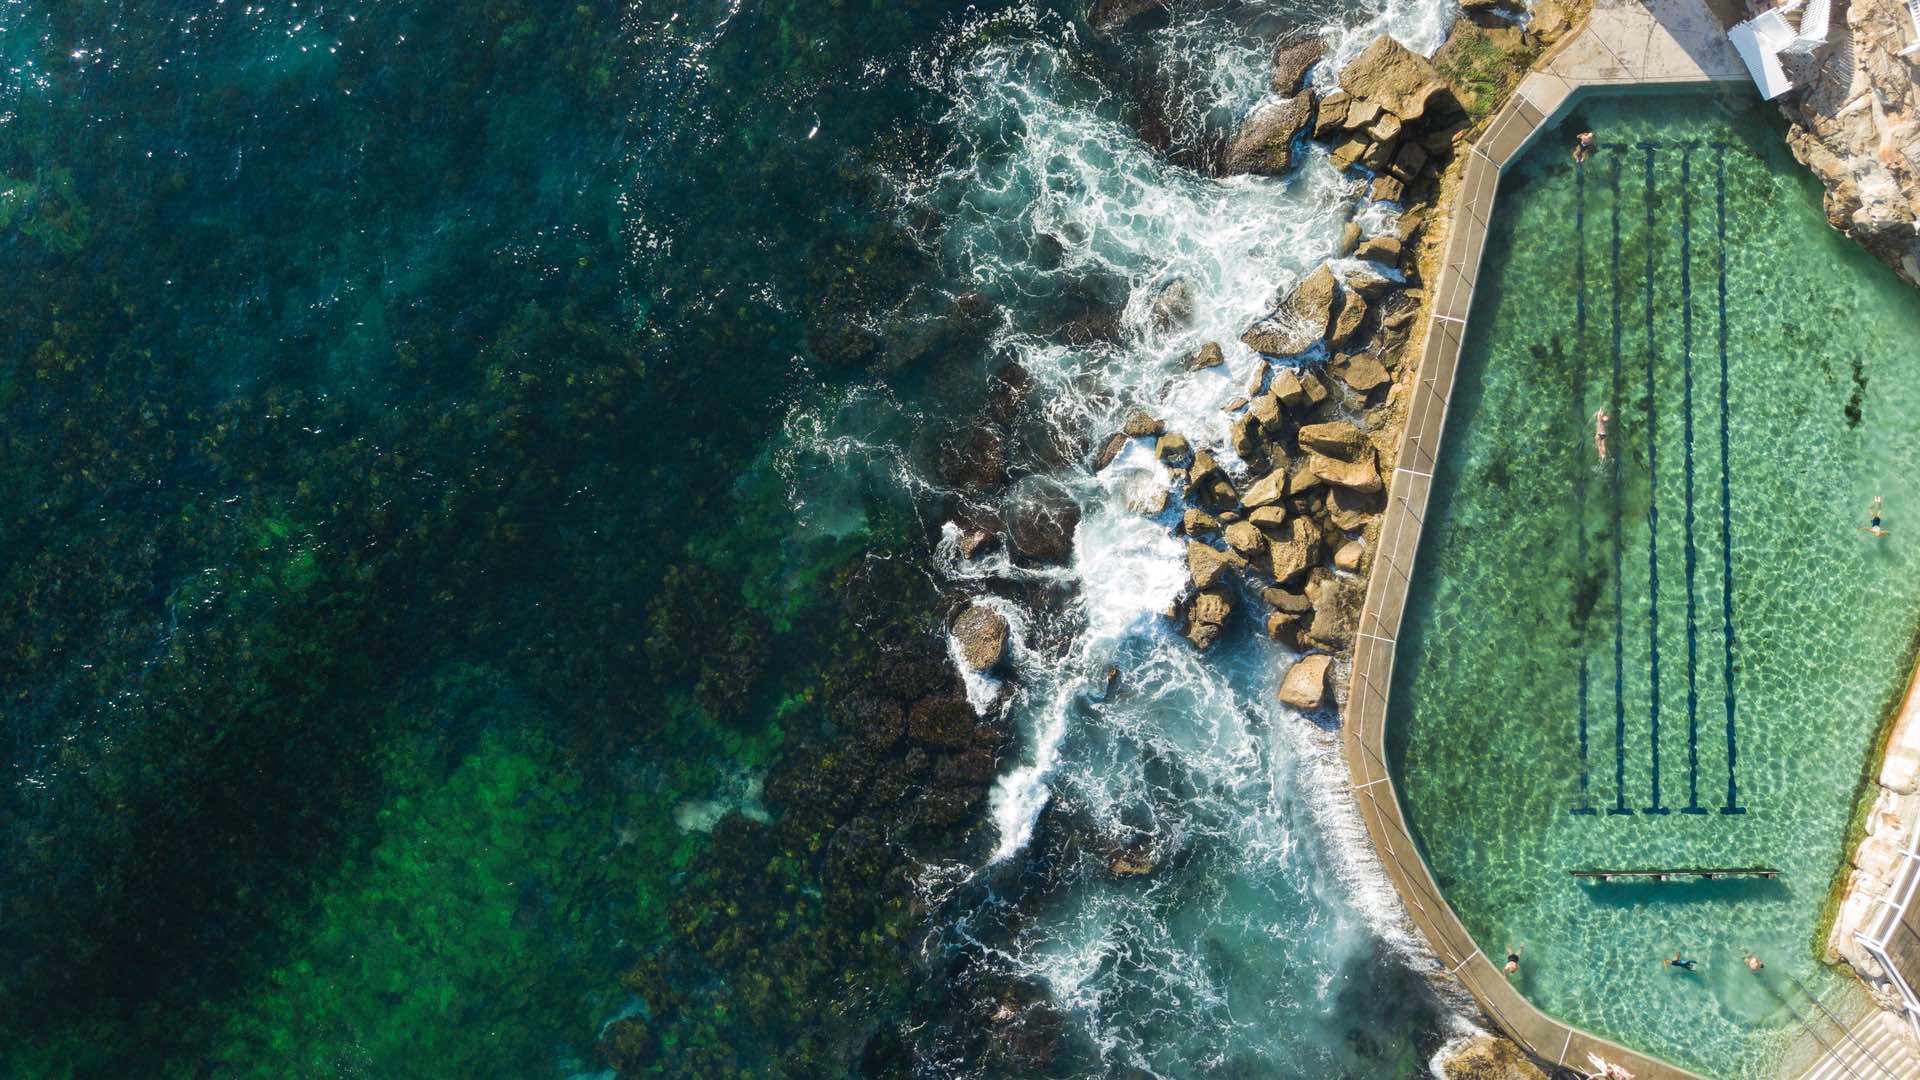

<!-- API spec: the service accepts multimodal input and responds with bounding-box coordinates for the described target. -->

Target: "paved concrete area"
[1341,3,1748,1078]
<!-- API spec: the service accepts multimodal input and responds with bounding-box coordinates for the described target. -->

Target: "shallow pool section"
[1389,91,1920,1078]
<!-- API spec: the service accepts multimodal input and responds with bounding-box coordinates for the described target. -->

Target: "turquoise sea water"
[3,1,1475,1077]
[1391,90,1920,1078]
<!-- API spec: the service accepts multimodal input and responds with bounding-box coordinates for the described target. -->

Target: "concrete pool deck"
[1340,2,1746,1077]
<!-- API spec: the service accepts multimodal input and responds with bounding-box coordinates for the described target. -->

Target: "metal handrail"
[1852,809,1920,1045]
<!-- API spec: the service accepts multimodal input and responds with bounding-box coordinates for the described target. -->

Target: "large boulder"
[1242,264,1339,357]
[1298,420,1368,459]
[1187,540,1239,590]
[1271,37,1327,95]
[1337,34,1454,124]
[1241,468,1290,510]
[1182,508,1221,535]
[1222,94,1314,176]
[1304,570,1364,649]
[1224,520,1269,559]
[1006,478,1082,564]
[1183,340,1226,370]
[1278,653,1333,709]
[1087,0,1165,32]
[1269,521,1318,584]
[1149,277,1196,329]
[1155,431,1192,464]
[1271,367,1330,409]
[953,604,1011,672]
[1334,351,1392,392]
[1307,450,1382,492]
[1330,288,1368,348]
[1185,588,1234,650]
[1122,408,1166,437]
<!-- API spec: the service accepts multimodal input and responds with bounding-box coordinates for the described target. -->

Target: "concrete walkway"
[1341,2,1746,1078]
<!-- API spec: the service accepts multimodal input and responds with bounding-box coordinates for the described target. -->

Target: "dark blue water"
[1,2,1461,1076]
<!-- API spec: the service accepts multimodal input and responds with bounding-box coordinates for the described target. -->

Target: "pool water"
[1389,90,1920,1078]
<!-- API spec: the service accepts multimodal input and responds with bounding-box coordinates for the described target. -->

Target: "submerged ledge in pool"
[1386,88,1920,1079]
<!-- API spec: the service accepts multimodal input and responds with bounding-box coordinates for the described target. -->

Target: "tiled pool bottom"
[1387,90,1920,1079]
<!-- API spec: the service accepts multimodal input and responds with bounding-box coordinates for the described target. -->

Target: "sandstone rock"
[1241,468,1290,509]
[1345,264,1394,300]
[1007,478,1082,564]
[1355,232,1403,264]
[1249,505,1289,532]
[1339,220,1361,257]
[1188,450,1227,491]
[1184,340,1226,370]
[1307,450,1382,492]
[1242,264,1339,356]
[1328,484,1386,531]
[1335,352,1392,392]
[1304,571,1363,648]
[1186,588,1233,650]
[1370,174,1406,203]
[1182,508,1221,535]
[1278,653,1333,709]
[1345,99,1382,129]
[1223,396,1248,412]
[1222,94,1315,176]
[1330,288,1367,348]
[1312,90,1350,139]
[1337,34,1454,124]
[1247,359,1271,397]
[1091,431,1129,472]
[953,604,1011,671]
[1268,517,1321,584]
[1265,610,1304,645]
[1225,520,1269,558]
[1187,540,1238,589]
[1249,391,1284,433]
[1333,539,1366,572]
[1122,408,1166,437]
[1439,1035,1548,1080]
[1368,112,1403,143]
[1526,0,1573,46]
[1127,482,1169,515]
[1270,37,1326,95]
[1289,457,1326,495]
[1328,135,1371,170]
[1262,585,1311,613]
[1155,432,1192,464]
[958,528,999,560]
[1298,420,1367,459]
[1271,367,1330,410]
[1361,137,1397,172]
[1149,277,1196,330]
[1230,414,1263,459]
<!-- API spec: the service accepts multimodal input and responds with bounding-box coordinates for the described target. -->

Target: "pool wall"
[1339,2,1748,1077]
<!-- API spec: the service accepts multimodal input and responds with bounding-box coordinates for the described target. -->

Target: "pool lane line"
[1715,143,1746,815]
[1573,158,1596,816]
[1609,146,1632,816]
[1641,141,1668,816]
[1680,144,1706,815]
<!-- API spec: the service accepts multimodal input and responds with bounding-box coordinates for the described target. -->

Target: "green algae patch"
[209,724,639,1077]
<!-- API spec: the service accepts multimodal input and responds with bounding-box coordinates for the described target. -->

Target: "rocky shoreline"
[1765,0,1920,286]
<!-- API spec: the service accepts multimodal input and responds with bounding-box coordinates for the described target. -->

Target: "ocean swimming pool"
[1389,89,1920,1078]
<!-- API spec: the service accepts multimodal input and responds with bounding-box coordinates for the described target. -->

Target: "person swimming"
[1745,951,1765,972]
[1594,408,1611,461]
[1504,944,1522,974]
[1573,130,1596,164]
[1666,951,1698,972]
[1863,495,1889,538]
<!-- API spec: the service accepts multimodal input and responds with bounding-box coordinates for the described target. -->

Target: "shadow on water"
[1575,875,1790,908]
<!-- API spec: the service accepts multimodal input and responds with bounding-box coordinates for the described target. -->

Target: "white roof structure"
[1729,0,1833,100]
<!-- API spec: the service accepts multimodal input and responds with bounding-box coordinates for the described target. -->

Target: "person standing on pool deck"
[1665,950,1698,972]
[1862,495,1889,538]
[1504,944,1522,975]
[1594,408,1611,462]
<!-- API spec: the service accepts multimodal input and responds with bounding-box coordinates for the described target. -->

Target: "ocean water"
[1390,90,1920,1078]
[1,1,1476,1077]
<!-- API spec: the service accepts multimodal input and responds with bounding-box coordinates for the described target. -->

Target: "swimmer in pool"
[1595,408,1611,461]
[1666,951,1698,972]
[1574,130,1596,164]
[1504,944,1522,975]
[1862,495,1889,538]
[1745,951,1765,972]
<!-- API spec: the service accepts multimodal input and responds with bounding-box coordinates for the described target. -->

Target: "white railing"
[1853,810,1920,1046]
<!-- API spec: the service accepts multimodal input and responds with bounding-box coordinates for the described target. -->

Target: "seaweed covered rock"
[1270,37,1327,95]
[1004,477,1082,565]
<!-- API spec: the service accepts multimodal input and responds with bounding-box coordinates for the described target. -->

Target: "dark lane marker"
[1609,148,1632,815]
[1574,159,1596,815]
[1681,145,1706,814]
[1715,144,1745,814]
[1641,142,1668,815]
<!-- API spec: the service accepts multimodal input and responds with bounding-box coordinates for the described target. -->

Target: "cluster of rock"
[1775,0,1920,287]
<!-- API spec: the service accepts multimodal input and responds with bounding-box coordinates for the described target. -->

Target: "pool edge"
[1339,4,1749,1078]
